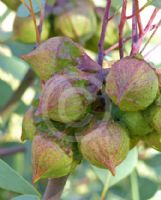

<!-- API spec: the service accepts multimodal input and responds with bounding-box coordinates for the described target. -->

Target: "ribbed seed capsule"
[79,121,130,175]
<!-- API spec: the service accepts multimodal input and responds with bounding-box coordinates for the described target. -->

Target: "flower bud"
[130,136,140,149]
[111,104,153,136]
[144,132,161,152]
[22,37,100,80]
[21,107,36,141]
[143,104,161,134]
[13,16,50,44]
[121,112,152,137]
[36,74,98,123]
[79,121,130,175]
[32,134,80,182]
[105,57,159,111]
[54,1,97,42]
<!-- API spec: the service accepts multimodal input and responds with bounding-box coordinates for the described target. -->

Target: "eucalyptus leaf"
[0,54,29,80]
[138,176,158,200]
[92,148,138,187]
[12,195,40,200]
[0,80,13,108]
[0,159,40,196]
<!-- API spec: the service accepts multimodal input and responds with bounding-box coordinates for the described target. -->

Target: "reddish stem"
[131,0,138,55]
[104,36,131,55]
[150,22,161,31]
[19,0,41,45]
[135,0,143,36]
[28,0,41,45]
[140,19,161,54]
[104,22,161,56]
[131,8,159,55]
[144,8,159,34]
[118,0,127,59]
[98,0,111,67]
[126,2,148,19]
[38,6,45,42]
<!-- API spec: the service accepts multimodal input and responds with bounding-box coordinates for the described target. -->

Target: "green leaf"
[0,54,29,80]
[12,195,40,200]
[17,0,45,17]
[0,30,12,42]
[111,0,122,10]
[148,0,161,8]
[0,159,40,196]
[92,148,138,187]
[6,41,34,57]
[0,80,13,108]
[138,176,157,200]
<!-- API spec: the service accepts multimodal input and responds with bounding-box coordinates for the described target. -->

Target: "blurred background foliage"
[0,0,161,199]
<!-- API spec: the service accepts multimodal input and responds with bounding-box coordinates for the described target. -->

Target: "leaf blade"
[0,159,40,196]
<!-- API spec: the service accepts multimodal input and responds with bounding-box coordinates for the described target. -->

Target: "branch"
[144,8,159,34]
[131,0,138,55]
[0,146,25,156]
[19,0,40,45]
[126,2,148,19]
[43,176,68,200]
[98,0,111,67]
[134,0,143,36]
[118,0,127,58]
[130,8,159,54]
[104,36,131,55]
[104,21,161,56]
[140,19,161,54]
[0,69,35,118]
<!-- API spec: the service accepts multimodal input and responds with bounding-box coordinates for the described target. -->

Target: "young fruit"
[143,104,161,134]
[21,107,36,141]
[13,16,50,44]
[144,132,161,152]
[105,57,159,111]
[54,0,97,43]
[1,0,20,10]
[130,136,140,149]
[79,121,130,175]
[32,134,79,182]
[36,74,96,124]
[111,104,153,137]
[22,36,100,80]
[121,112,153,137]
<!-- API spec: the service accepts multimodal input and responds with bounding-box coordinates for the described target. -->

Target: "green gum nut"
[111,104,153,137]
[21,107,36,141]
[106,57,159,111]
[143,104,161,134]
[79,121,130,176]
[36,74,95,124]
[13,16,50,44]
[130,136,140,149]
[121,112,153,137]
[144,132,161,152]
[32,134,80,182]
[22,36,100,81]
[54,1,97,43]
